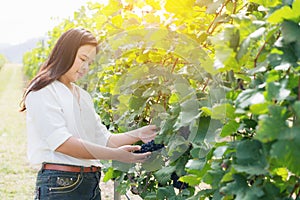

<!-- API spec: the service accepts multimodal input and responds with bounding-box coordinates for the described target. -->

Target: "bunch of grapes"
[134,140,164,153]
[171,172,189,190]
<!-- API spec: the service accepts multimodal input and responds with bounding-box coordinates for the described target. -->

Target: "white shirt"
[25,80,112,167]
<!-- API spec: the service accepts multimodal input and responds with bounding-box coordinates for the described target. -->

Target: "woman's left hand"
[137,125,157,143]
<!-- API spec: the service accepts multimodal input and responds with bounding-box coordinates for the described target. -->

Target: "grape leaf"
[249,0,281,7]
[233,140,268,175]
[235,89,265,109]
[179,174,201,186]
[154,166,176,185]
[268,0,300,23]
[256,105,289,142]
[220,120,239,137]
[281,21,300,44]
[220,174,264,199]
[176,99,200,127]
[271,127,300,176]
[292,101,300,125]
[249,102,270,115]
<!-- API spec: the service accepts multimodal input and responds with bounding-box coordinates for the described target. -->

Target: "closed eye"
[80,57,87,62]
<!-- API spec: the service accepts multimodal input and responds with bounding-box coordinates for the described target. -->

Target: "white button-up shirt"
[25,80,112,167]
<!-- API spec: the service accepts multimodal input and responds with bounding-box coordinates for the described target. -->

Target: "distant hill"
[0,38,44,64]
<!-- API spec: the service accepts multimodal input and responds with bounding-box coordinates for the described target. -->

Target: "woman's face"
[60,44,97,84]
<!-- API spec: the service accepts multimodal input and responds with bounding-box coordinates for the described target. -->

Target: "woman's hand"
[107,125,158,148]
[136,125,157,143]
[113,145,151,163]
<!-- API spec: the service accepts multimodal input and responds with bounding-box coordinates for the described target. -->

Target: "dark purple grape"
[134,140,164,153]
[171,172,188,190]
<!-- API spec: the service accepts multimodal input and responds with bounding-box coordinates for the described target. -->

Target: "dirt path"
[0,63,141,200]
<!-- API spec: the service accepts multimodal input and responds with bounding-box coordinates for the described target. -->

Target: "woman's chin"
[76,73,84,80]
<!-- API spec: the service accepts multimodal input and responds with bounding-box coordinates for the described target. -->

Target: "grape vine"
[22,0,300,199]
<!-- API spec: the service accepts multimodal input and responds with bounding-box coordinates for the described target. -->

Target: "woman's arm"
[106,125,157,148]
[56,136,151,163]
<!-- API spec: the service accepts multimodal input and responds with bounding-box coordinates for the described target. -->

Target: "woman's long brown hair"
[19,28,98,112]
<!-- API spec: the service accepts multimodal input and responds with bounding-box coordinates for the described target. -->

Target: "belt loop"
[80,166,84,175]
[41,162,46,173]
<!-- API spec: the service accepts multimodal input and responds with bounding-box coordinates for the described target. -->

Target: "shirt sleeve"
[25,88,72,151]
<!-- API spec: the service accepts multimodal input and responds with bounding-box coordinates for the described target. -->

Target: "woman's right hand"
[114,145,151,163]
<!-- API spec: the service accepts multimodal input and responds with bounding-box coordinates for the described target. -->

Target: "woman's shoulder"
[26,81,61,101]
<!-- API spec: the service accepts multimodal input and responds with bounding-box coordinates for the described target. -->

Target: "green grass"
[0,64,37,200]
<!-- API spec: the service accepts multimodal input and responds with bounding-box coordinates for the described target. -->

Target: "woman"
[20,28,157,199]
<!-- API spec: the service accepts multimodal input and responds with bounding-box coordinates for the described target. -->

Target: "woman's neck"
[58,77,73,91]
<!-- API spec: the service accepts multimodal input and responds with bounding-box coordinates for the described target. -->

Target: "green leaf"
[176,99,200,127]
[292,101,300,124]
[142,151,164,172]
[271,127,300,176]
[249,102,270,115]
[203,162,225,187]
[102,167,114,182]
[200,107,212,116]
[213,146,228,159]
[165,0,194,17]
[281,21,300,44]
[220,120,239,137]
[268,0,300,23]
[157,186,176,200]
[146,0,161,10]
[274,63,291,71]
[174,77,193,98]
[249,0,281,8]
[266,81,291,102]
[211,103,236,121]
[190,142,211,159]
[235,89,265,109]
[185,159,206,171]
[233,140,268,175]
[111,15,124,27]
[154,166,176,185]
[220,174,264,200]
[101,0,122,16]
[188,117,211,144]
[129,95,146,111]
[179,175,201,186]
[272,167,289,181]
[256,105,289,142]
[167,135,190,162]
[221,167,236,183]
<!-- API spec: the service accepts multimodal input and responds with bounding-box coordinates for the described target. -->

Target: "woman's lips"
[77,71,84,78]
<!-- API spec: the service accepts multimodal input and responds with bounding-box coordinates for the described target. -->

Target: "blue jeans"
[34,167,101,200]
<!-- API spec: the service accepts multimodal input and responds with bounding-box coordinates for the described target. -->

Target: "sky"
[0,0,99,45]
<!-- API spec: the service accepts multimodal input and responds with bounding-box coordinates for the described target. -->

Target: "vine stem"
[202,78,210,92]
[254,32,281,68]
[289,182,300,198]
[253,41,267,69]
[142,172,152,193]
[207,0,231,34]
[232,0,237,14]
[298,77,300,100]
[171,58,179,73]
